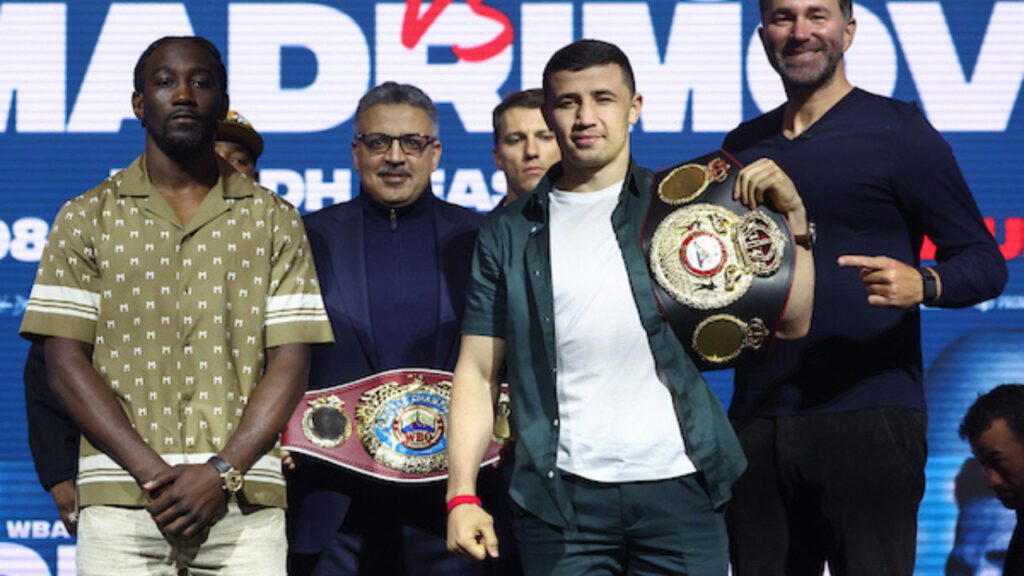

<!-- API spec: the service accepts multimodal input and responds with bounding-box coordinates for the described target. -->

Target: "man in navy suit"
[288,82,489,575]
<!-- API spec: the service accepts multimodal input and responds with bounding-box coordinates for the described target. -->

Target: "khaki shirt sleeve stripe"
[26,284,100,320]
[265,313,330,325]
[266,294,325,313]
[264,294,329,326]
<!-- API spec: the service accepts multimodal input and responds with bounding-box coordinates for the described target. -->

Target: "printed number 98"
[0,218,49,262]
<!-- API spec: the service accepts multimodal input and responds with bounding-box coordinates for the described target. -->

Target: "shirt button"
[552,419,559,427]
[544,316,551,323]
[547,470,554,479]
[534,270,541,277]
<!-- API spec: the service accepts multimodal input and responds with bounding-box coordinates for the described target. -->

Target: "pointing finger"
[837,255,886,269]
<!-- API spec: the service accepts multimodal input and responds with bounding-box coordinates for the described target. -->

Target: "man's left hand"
[838,255,924,308]
[143,463,228,541]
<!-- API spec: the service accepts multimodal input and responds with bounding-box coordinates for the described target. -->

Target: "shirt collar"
[114,153,254,200]
[525,157,644,220]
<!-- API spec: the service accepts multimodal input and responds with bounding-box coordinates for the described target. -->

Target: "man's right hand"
[49,479,77,535]
[447,504,500,561]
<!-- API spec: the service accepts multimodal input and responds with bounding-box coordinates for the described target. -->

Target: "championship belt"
[643,150,795,370]
[282,369,510,483]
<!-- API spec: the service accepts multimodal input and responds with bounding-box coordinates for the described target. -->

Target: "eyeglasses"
[354,133,437,156]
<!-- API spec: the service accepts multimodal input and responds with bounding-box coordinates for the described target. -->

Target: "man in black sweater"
[723,0,1007,574]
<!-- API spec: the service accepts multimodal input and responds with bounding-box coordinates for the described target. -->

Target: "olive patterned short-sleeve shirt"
[20,155,334,508]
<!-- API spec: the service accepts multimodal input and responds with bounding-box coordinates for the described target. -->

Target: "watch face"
[224,470,244,494]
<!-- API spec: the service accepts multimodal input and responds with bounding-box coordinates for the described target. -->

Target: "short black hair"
[542,39,636,100]
[133,36,228,96]
[960,384,1024,445]
[353,81,438,137]
[759,0,853,21]
[491,89,544,147]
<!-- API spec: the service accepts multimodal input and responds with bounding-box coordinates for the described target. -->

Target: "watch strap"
[919,267,938,305]
[794,221,816,249]
[207,455,232,475]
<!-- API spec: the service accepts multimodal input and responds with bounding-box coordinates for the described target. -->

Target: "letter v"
[401,0,453,50]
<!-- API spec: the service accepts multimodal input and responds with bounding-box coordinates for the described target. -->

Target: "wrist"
[133,460,170,486]
[446,494,482,514]
[793,219,815,250]
[446,478,478,502]
[781,202,806,222]
[208,455,244,495]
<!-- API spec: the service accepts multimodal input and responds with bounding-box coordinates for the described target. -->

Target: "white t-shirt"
[549,181,695,483]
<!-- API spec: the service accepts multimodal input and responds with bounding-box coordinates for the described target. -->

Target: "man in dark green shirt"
[446,39,814,574]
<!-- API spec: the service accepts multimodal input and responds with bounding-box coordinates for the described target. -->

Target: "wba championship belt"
[282,369,510,483]
[643,150,795,370]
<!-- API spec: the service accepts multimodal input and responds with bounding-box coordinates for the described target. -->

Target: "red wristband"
[446,494,482,514]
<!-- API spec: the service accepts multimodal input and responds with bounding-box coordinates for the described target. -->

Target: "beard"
[769,39,844,91]
[148,114,218,160]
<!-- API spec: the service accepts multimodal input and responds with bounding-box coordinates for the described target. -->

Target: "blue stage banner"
[0,1,1020,574]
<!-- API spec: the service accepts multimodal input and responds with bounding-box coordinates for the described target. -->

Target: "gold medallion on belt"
[645,154,794,368]
[354,374,451,476]
[649,204,786,311]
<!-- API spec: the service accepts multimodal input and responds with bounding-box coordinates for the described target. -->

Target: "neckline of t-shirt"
[780,86,862,143]
[550,180,624,203]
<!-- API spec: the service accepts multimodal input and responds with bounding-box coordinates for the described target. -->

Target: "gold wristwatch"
[207,455,243,495]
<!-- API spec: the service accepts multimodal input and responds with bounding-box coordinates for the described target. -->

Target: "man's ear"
[628,93,643,126]
[431,139,442,172]
[758,25,769,56]
[132,91,145,125]
[843,17,857,52]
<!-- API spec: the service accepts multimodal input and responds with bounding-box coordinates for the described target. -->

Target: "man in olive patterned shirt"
[19,36,333,575]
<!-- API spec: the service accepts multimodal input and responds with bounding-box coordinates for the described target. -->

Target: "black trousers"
[727,407,926,576]
[514,474,728,576]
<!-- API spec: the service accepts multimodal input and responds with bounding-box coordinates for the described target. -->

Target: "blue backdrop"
[0,1,1021,574]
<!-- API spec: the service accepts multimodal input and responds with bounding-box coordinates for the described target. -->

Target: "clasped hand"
[143,463,228,543]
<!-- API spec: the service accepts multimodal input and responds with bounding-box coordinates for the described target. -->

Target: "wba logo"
[5,520,72,540]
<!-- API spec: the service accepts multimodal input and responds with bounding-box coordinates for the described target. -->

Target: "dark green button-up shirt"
[462,159,746,528]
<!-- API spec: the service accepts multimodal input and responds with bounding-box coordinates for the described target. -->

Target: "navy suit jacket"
[289,192,484,554]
